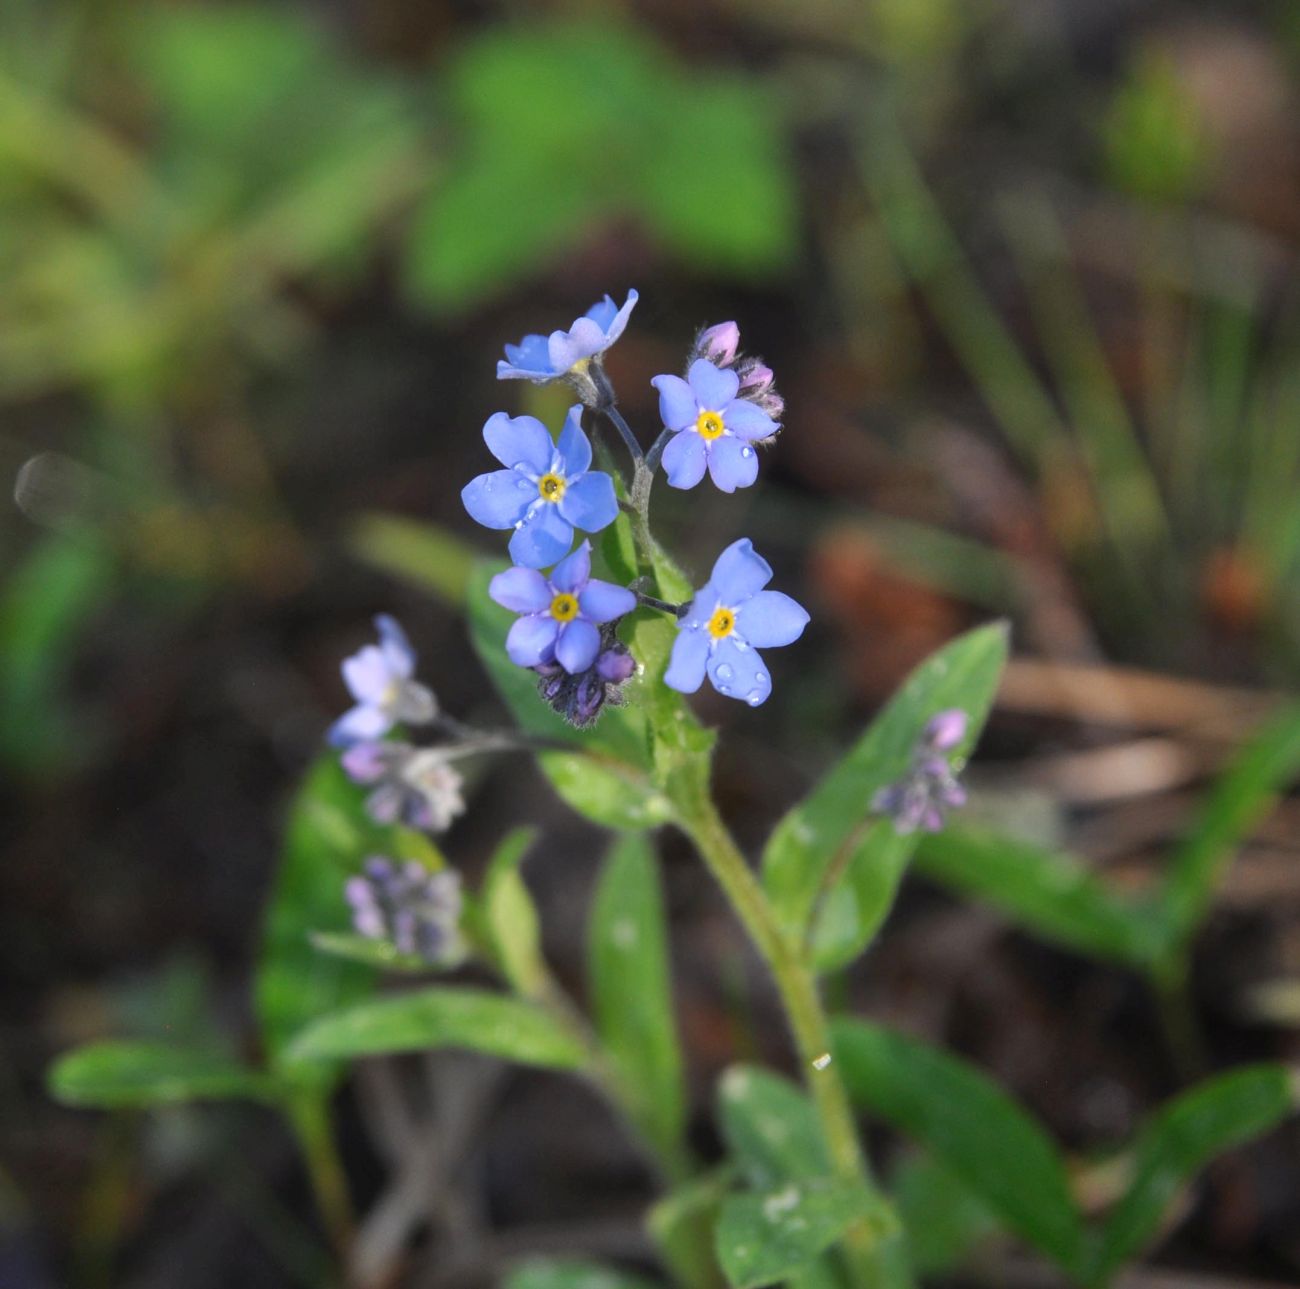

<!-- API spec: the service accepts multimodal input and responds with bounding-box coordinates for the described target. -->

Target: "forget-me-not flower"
[341,740,466,833]
[652,359,780,493]
[462,406,618,569]
[345,858,463,964]
[664,539,808,705]
[489,539,636,675]
[329,615,437,746]
[497,290,638,407]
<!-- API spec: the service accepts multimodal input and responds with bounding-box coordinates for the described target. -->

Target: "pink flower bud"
[697,321,740,366]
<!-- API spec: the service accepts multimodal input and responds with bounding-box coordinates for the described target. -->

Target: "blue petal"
[343,645,393,703]
[375,615,415,678]
[505,615,558,667]
[680,580,720,630]
[554,406,592,476]
[664,627,710,694]
[502,333,553,375]
[601,288,637,343]
[584,294,618,331]
[483,412,553,474]
[711,538,772,603]
[462,469,532,530]
[707,637,772,706]
[489,566,551,613]
[328,703,391,747]
[662,430,708,490]
[508,505,573,569]
[558,471,618,533]
[556,618,600,673]
[687,358,740,410]
[579,578,636,624]
[652,373,698,431]
[736,590,809,647]
[548,316,605,372]
[705,435,759,493]
[550,540,591,593]
[723,398,779,441]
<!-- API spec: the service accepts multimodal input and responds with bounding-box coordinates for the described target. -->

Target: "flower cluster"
[345,857,463,964]
[463,293,807,709]
[872,709,970,834]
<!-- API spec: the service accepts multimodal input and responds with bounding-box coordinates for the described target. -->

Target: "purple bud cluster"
[345,857,463,964]
[872,709,970,834]
[534,628,636,728]
[693,320,784,421]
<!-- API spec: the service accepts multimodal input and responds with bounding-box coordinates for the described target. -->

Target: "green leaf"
[717,1066,830,1188]
[503,1260,659,1289]
[466,563,674,829]
[716,1179,871,1289]
[832,1018,1084,1274]
[286,986,587,1071]
[762,624,1008,970]
[589,834,687,1168]
[913,827,1163,969]
[648,1169,732,1289]
[482,827,547,996]
[891,1152,998,1277]
[48,1041,275,1109]
[308,932,440,975]
[347,512,483,607]
[1085,1065,1296,1287]
[1159,705,1300,955]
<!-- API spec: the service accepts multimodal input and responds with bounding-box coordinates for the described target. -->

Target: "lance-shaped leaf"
[48,1042,276,1109]
[1085,1065,1296,1287]
[589,834,688,1169]
[717,1065,830,1188]
[762,624,1008,969]
[648,1168,732,1289]
[287,986,587,1071]
[481,827,547,997]
[913,828,1163,970]
[467,563,675,830]
[832,1018,1084,1276]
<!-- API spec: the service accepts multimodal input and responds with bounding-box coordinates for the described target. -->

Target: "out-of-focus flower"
[340,740,466,833]
[462,406,618,569]
[345,857,463,963]
[664,539,808,705]
[496,290,638,407]
[652,359,779,492]
[534,629,637,727]
[329,616,437,747]
[872,709,970,833]
[489,540,636,675]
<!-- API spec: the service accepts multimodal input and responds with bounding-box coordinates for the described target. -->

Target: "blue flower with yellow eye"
[665,539,808,706]
[651,359,780,493]
[462,405,619,569]
[497,291,638,389]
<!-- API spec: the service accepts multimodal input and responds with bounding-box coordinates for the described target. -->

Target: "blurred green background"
[6,1,1300,1285]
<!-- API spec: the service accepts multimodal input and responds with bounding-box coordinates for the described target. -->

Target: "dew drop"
[741,446,754,458]
[716,663,733,682]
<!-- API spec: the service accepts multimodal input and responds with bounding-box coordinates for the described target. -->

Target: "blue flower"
[651,359,780,493]
[489,539,636,675]
[329,615,437,746]
[462,405,619,569]
[664,539,808,705]
[345,858,464,964]
[497,290,638,405]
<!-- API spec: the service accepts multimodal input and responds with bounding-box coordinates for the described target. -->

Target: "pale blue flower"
[329,616,436,747]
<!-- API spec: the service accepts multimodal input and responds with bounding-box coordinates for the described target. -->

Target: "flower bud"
[694,321,741,367]
[923,709,968,752]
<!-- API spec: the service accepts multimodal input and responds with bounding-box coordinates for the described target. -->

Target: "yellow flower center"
[550,592,579,622]
[538,472,566,502]
[696,410,726,442]
[707,607,736,639]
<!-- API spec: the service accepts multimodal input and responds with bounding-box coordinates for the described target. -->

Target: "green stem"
[286,1092,355,1273]
[676,792,911,1288]
[1152,961,1208,1083]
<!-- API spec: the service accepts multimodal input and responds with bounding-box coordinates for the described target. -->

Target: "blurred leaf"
[761,623,1008,971]
[832,1019,1084,1275]
[718,1066,829,1188]
[504,1260,659,1289]
[406,21,793,311]
[1159,704,1300,956]
[648,1169,732,1289]
[287,986,586,1070]
[482,827,547,996]
[467,562,674,829]
[913,828,1163,969]
[716,1180,871,1289]
[891,1152,999,1277]
[589,834,687,1169]
[347,512,482,607]
[48,1042,274,1109]
[308,932,439,975]
[1085,1066,1296,1288]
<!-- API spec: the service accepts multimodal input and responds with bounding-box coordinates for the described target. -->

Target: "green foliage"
[347,513,483,608]
[406,20,794,311]
[481,827,548,997]
[891,1152,998,1277]
[716,1180,872,1289]
[762,622,1008,971]
[504,1260,659,1289]
[589,834,688,1168]
[467,562,674,829]
[718,1066,830,1187]
[286,986,587,1071]
[307,932,441,974]
[832,1017,1085,1274]
[1084,1066,1296,1288]
[648,1169,731,1289]
[48,1041,275,1109]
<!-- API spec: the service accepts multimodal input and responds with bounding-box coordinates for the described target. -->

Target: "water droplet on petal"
[741,446,753,458]
[716,663,733,681]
